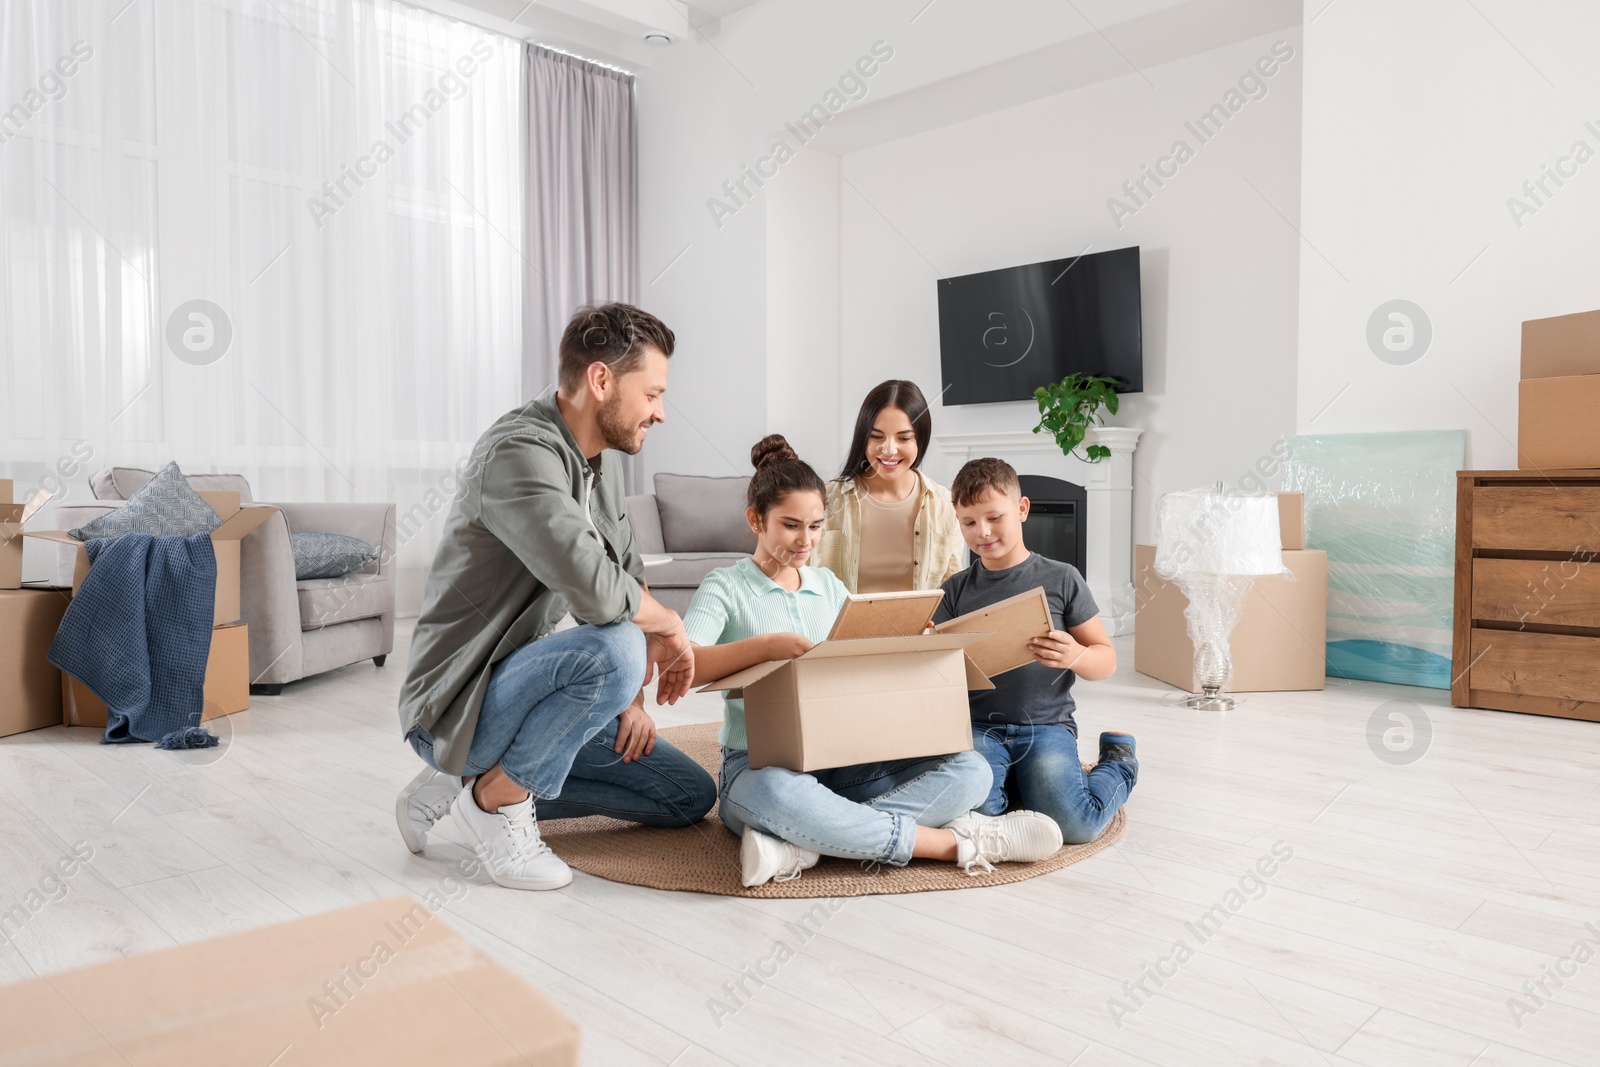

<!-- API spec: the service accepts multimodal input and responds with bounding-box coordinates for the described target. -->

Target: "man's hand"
[762,632,815,660]
[646,624,696,705]
[1028,629,1088,671]
[614,700,657,763]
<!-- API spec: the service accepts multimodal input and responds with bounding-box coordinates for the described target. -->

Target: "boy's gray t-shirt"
[933,552,1099,732]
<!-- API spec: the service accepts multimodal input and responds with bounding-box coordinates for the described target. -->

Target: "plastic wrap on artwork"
[1154,487,1288,694]
[1282,430,1465,689]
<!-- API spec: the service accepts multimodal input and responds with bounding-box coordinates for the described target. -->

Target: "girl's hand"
[764,633,815,660]
[1029,629,1087,670]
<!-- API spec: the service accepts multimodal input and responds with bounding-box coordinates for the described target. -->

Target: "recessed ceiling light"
[643,31,673,45]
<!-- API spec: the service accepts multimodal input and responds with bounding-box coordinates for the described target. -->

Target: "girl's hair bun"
[750,433,798,471]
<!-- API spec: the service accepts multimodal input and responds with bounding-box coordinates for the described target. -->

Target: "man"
[395,303,716,891]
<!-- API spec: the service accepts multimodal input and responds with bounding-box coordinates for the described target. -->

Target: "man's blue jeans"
[718,747,992,867]
[971,723,1133,844]
[409,622,716,828]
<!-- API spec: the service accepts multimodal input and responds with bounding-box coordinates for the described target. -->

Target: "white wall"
[835,28,1304,550]
[1297,0,1600,461]
[631,0,1214,484]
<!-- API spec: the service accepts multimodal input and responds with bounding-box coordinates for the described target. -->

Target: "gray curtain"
[523,45,639,483]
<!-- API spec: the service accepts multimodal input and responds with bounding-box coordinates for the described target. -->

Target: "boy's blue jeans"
[971,723,1134,844]
[409,622,716,828]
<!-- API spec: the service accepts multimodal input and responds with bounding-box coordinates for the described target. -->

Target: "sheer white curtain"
[0,0,523,612]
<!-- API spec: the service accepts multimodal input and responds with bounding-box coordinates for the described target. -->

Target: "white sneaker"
[740,827,820,888]
[945,810,1064,875]
[450,783,572,891]
[395,767,464,854]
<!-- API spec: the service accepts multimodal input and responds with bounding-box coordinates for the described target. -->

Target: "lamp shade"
[1155,489,1285,578]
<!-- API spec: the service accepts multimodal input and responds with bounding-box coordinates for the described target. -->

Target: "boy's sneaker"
[1099,731,1139,785]
[945,810,1064,875]
[450,784,572,891]
[740,827,820,887]
[395,767,464,854]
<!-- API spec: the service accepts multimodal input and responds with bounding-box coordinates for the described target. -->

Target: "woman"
[814,380,964,593]
[683,433,1062,887]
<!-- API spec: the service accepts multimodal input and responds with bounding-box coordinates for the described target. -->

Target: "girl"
[683,434,1063,886]
[814,380,965,594]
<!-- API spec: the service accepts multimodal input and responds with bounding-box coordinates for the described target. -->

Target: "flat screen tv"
[936,246,1143,405]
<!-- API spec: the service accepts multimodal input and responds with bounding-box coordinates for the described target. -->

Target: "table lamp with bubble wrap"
[1154,484,1289,711]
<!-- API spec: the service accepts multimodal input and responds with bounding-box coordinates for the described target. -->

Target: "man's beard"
[597,394,644,454]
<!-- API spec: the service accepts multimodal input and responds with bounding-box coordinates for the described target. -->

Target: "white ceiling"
[431,0,764,66]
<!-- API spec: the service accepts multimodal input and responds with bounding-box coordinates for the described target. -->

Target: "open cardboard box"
[0,895,580,1066]
[0,480,55,589]
[25,490,276,626]
[701,629,993,772]
[62,622,250,728]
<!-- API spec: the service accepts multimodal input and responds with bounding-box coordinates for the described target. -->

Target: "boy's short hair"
[951,457,1021,507]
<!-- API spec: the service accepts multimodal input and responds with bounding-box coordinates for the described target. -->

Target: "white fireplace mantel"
[936,427,1142,636]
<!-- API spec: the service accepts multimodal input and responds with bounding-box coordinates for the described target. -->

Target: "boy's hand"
[764,633,815,660]
[1029,629,1088,671]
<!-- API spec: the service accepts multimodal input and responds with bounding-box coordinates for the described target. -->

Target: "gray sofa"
[627,474,755,615]
[51,468,396,694]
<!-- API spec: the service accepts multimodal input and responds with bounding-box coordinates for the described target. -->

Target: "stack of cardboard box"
[1134,492,1329,693]
[1519,308,1600,469]
[25,490,275,727]
[0,479,71,739]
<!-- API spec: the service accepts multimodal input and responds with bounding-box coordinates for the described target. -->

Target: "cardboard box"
[1277,491,1304,551]
[933,587,1051,677]
[0,895,580,1066]
[0,586,71,737]
[0,480,55,589]
[1518,375,1600,469]
[1522,308,1600,380]
[702,631,992,772]
[25,490,276,626]
[1134,544,1328,692]
[62,622,250,728]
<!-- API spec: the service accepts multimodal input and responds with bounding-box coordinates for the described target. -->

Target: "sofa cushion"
[644,551,748,589]
[653,474,756,554]
[291,531,379,580]
[70,462,223,540]
[93,466,254,503]
[297,573,392,630]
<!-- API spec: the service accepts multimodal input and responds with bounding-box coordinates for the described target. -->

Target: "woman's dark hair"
[837,380,932,482]
[748,434,826,517]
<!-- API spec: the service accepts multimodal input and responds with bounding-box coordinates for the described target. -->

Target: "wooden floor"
[2,619,1598,1066]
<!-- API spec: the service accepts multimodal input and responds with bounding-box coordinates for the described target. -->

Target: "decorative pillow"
[291,532,379,580]
[70,461,223,541]
[653,474,757,554]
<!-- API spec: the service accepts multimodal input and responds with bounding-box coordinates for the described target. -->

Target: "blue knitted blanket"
[48,533,220,748]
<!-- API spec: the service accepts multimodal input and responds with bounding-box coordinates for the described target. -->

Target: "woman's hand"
[1028,629,1089,671]
[614,700,658,763]
[763,632,815,660]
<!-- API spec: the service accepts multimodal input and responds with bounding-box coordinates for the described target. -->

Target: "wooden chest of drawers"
[1453,469,1600,722]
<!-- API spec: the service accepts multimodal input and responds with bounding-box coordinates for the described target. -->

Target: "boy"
[933,457,1137,844]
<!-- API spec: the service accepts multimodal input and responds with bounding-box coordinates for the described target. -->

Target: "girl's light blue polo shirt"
[683,557,848,750]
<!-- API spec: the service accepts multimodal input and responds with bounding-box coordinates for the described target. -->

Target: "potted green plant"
[1033,373,1121,461]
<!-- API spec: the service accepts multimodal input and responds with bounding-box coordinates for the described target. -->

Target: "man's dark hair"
[557,303,675,394]
[950,456,1022,508]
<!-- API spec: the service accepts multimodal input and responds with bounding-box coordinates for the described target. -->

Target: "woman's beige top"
[814,469,966,593]
[855,480,920,592]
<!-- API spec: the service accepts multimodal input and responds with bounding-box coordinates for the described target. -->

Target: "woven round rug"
[540,722,1128,898]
